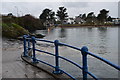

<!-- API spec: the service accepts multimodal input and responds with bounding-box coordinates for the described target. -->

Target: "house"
[74,16,85,24]
[67,18,75,24]
[112,18,120,25]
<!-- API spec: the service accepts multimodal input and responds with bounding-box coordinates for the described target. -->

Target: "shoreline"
[59,24,120,28]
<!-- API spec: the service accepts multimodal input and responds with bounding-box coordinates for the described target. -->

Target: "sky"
[1,0,120,18]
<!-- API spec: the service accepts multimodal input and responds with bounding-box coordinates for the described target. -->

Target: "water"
[35,27,119,78]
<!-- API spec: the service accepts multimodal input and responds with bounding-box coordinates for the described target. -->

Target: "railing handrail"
[86,51,120,70]
[23,35,120,80]
[34,37,120,70]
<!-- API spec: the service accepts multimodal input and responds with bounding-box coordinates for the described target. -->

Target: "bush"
[2,14,45,32]
[18,14,45,32]
[2,23,29,38]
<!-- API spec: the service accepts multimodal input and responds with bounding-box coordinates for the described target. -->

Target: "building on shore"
[67,18,75,24]
[112,18,120,25]
[74,16,85,24]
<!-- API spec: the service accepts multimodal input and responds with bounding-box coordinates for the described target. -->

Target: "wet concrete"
[2,38,56,79]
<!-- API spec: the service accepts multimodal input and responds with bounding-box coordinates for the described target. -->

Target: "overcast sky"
[1,0,120,18]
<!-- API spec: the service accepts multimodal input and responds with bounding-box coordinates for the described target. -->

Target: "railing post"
[23,35,27,57]
[81,46,88,80]
[28,39,31,50]
[53,40,62,74]
[31,36,38,63]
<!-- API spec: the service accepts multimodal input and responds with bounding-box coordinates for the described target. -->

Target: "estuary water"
[35,27,119,78]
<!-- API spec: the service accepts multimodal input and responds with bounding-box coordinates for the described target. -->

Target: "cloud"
[61,2,88,8]
[118,1,120,18]
[1,2,118,18]
[2,0,120,2]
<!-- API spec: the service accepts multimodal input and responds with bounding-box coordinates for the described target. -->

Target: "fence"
[23,35,120,80]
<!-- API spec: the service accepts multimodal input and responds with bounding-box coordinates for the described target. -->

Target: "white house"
[112,18,120,25]
[67,18,75,24]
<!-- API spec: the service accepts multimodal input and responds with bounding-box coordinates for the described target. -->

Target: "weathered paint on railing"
[23,35,120,80]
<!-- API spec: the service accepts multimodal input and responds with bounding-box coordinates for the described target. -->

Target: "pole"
[53,40,62,74]
[23,35,27,57]
[32,36,38,63]
[81,46,88,80]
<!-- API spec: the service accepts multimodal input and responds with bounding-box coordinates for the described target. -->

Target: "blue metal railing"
[23,35,120,80]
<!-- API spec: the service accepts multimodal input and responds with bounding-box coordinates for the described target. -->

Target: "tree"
[49,11,55,23]
[86,12,96,24]
[18,14,44,31]
[79,14,82,18]
[81,13,86,20]
[97,9,109,23]
[39,8,55,25]
[107,16,112,22]
[7,13,13,17]
[56,7,68,24]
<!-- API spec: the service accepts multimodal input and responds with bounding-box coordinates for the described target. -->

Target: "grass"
[2,22,29,39]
